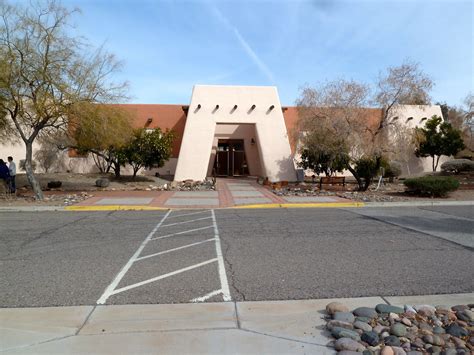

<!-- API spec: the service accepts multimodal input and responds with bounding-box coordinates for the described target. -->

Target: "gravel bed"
[324,301,474,354]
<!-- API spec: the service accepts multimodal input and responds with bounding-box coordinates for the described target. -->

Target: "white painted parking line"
[150,225,214,241]
[191,289,223,303]
[97,209,232,305]
[136,238,216,261]
[110,258,218,296]
[167,210,212,219]
[160,216,212,228]
[212,210,232,301]
[97,210,172,305]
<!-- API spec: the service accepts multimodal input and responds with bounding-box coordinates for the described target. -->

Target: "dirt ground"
[1,172,473,206]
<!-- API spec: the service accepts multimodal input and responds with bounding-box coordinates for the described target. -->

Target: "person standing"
[0,159,10,193]
[7,156,16,193]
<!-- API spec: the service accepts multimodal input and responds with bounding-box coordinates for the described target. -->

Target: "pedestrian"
[0,159,11,193]
[7,156,16,193]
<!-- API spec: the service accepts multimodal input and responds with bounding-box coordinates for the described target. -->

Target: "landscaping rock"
[327,320,354,330]
[331,327,361,341]
[376,304,404,314]
[361,331,380,346]
[384,335,401,347]
[457,309,474,322]
[353,307,378,318]
[445,324,468,337]
[390,323,407,337]
[326,302,350,315]
[95,178,110,188]
[335,337,366,352]
[354,320,373,332]
[381,346,395,355]
[334,312,356,323]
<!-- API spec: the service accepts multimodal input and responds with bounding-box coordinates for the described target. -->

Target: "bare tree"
[297,79,383,190]
[0,0,127,199]
[373,60,434,146]
[388,122,416,175]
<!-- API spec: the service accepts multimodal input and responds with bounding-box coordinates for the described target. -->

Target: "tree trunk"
[434,156,441,171]
[432,156,435,171]
[346,164,364,191]
[112,160,121,178]
[25,142,44,200]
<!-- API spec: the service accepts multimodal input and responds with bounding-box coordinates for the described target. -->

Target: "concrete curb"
[64,205,169,211]
[0,206,65,212]
[1,200,473,212]
[363,200,474,207]
[233,202,365,209]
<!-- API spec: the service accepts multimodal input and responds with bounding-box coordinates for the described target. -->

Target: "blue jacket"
[0,163,10,180]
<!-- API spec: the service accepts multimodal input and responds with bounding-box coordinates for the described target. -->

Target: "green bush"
[383,161,402,179]
[403,176,460,197]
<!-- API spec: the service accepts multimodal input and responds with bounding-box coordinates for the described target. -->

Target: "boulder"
[95,178,110,188]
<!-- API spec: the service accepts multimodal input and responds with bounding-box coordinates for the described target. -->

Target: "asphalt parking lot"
[0,206,472,307]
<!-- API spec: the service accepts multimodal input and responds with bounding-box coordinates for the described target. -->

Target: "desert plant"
[383,161,402,180]
[403,176,460,197]
[440,159,474,174]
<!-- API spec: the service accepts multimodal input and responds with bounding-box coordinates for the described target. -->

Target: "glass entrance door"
[214,140,249,177]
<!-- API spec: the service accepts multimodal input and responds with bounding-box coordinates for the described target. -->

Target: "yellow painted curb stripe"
[233,202,365,209]
[65,205,169,211]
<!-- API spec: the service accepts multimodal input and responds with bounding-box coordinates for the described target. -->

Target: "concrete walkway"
[2,293,473,354]
[68,178,353,210]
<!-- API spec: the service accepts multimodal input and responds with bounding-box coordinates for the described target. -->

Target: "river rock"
[441,349,457,355]
[415,305,436,317]
[381,346,394,355]
[404,305,417,314]
[423,334,445,346]
[451,305,468,313]
[391,347,407,355]
[401,318,412,326]
[373,324,388,334]
[334,312,356,323]
[406,351,423,355]
[457,309,474,322]
[354,307,378,318]
[335,337,366,352]
[326,301,349,315]
[361,331,380,346]
[376,304,404,314]
[384,335,401,347]
[327,320,354,330]
[445,323,468,337]
[337,351,361,355]
[433,326,445,334]
[390,323,407,337]
[356,316,372,323]
[331,326,361,341]
[354,320,373,332]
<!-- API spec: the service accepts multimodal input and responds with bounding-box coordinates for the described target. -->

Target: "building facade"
[0,85,444,180]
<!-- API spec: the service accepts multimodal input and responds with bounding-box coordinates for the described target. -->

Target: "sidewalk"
[65,178,359,211]
[1,293,472,354]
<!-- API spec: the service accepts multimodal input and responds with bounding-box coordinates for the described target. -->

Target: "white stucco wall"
[174,85,296,182]
[387,105,447,175]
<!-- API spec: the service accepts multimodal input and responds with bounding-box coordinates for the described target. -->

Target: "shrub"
[383,161,402,179]
[403,176,460,197]
[440,159,474,174]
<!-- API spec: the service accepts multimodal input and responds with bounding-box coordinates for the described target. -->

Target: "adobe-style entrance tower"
[174,85,296,182]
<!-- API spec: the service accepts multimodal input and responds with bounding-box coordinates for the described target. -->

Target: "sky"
[41,0,474,106]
